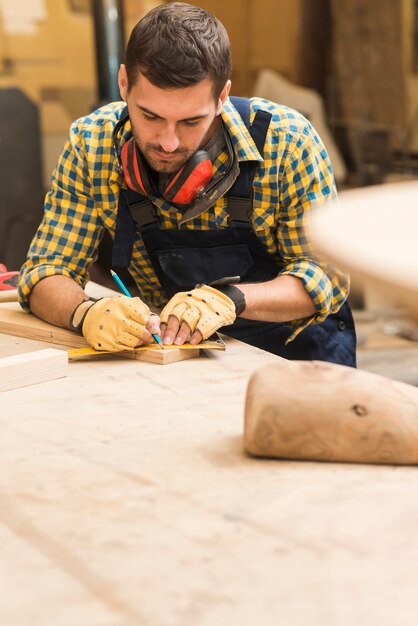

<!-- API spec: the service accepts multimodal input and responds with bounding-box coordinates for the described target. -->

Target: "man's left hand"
[160,285,236,345]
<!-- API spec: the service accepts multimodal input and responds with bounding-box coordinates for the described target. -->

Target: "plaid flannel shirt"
[18,97,349,339]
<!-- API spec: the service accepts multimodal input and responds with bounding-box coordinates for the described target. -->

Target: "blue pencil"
[110,269,164,348]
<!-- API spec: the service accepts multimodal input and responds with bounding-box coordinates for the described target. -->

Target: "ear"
[216,80,231,115]
[118,64,128,102]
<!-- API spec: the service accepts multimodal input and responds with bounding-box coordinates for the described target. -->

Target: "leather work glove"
[160,284,240,341]
[70,296,156,351]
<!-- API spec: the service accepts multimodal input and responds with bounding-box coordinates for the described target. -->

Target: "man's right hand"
[70,295,160,351]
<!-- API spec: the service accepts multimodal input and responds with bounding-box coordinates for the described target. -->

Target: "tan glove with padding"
[70,296,151,351]
[159,285,236,339]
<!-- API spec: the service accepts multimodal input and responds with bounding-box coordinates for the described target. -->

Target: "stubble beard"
[134,133,191,174]
[132,116,218,174]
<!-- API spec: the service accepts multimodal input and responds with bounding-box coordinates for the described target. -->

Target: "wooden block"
[244,359,418,465]
[124,346,200,364]
[0,348,68,393]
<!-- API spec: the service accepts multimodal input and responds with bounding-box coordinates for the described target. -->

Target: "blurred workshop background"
[1,0,417,317]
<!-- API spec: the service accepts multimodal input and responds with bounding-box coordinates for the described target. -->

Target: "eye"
[143,113,157,122]
[183,120,200,127]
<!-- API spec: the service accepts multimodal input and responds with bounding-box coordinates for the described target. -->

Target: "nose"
[158,125,180,153]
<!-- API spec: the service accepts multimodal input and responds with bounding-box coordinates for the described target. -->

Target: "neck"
[200,115,221,148]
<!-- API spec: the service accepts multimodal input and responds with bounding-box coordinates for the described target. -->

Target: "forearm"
[29,275,89,329]
[160,275,317,346]
[237,274,316,323]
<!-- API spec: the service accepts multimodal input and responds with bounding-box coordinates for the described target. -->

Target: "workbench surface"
[1,329,418,626]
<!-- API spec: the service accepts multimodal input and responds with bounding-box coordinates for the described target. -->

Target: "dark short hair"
[125,2,231,99]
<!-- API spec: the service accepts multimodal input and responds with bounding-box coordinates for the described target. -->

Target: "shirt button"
[338,321,346,331]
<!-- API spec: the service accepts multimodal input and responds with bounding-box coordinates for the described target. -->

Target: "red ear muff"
[120,139,212,205]
[121,138,154,196]
[164,150,213,205]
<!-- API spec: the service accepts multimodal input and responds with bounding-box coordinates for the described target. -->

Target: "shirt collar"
[221,97,263,163]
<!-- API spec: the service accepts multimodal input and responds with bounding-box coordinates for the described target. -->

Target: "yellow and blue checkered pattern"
[18,98,349,336]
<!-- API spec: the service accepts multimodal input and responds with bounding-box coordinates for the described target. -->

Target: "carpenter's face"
[118,68,230,174]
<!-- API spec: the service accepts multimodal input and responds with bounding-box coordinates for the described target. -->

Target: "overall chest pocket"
[156,243,254,289]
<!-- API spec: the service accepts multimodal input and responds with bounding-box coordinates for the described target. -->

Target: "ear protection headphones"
[113,107,235,207]
[119,136,213,205]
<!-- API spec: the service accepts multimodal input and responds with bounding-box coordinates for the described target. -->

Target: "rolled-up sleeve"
[277,121,349,339]
[18,123,104,311]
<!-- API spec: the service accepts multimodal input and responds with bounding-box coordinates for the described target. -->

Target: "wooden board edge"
[122,347,200,364]
[0,348,68,393]
[0,290,18,303]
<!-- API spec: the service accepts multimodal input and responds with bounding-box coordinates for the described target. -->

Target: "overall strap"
[227,96,272,224]
[112,107,160,268]
[113,189,158,269]
[120,105,129,123]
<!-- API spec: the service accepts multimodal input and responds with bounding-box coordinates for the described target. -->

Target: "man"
[19,2,356,365]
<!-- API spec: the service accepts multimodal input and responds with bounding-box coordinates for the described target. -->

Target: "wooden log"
[0,348,68,393]
[244,360,418,465]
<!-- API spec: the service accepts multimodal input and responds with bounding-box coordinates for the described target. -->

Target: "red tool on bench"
[0,264,19,291]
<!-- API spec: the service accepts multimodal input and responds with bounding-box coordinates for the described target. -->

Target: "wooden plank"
[0,303,88,347]
[0,303,220,364]
[0,289,18,303]
[68,344,200,364]
[0,348,68,393]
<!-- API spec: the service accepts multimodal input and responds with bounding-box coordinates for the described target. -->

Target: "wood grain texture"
[244,360,418,465]
[0,348,68,393]
[3,331,418,625]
